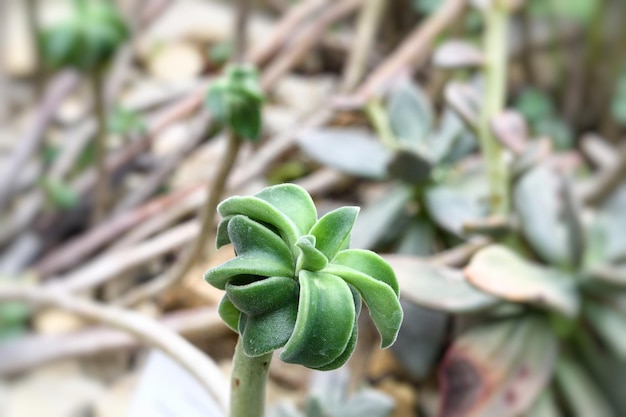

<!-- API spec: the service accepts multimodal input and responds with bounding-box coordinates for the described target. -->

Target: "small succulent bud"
[204,184,403,370]
[40,0,128,71]
[205,64,264,141]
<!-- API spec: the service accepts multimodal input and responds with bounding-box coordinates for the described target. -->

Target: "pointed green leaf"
[296,235,328,272]
[204,216,294,289]
[218,196,300,247]
[388,80,433,145]
[310,207,359,261]
[218,296,241,332]
[239,300,298,357]
[384,255,499,313]
[216,215,234,249]
[226,276,298,316]
[255,184,317,237]
[332,249,399,295]
[324,264,402,348]
[465,245,580,318]
[280,271,355,368]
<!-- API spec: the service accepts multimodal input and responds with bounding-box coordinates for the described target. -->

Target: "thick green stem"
[230,339,273,417]
[478,1,509,215]
[92,68,108,224]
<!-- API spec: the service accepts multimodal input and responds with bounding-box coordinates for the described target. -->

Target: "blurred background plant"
[1,0,626,416]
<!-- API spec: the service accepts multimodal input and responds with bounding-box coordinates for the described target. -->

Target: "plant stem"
[92,67,108,224]
[230,339,272,417]
[117,129,242,306]
[25,0,44,97]
[478,0,509,215]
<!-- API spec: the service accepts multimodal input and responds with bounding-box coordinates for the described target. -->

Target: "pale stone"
[135,0,274,60]
[147,42,205,82]
[33,308,86,335]
[152,122,193,157]
[273,75,338,114]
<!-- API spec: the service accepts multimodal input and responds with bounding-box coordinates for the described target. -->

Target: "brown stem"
[92,68,109,224]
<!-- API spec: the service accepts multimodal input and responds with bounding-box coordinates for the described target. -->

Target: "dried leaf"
[439,317,558,417]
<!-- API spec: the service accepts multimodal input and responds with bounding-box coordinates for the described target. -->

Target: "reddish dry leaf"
[438,317,557,417]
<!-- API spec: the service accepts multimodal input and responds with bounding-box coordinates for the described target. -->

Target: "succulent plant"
[206,64,264,141]
[40,0,128,71]
[204,183,403,370]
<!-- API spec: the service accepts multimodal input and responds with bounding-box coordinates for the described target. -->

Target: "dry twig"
[0,285,229,409]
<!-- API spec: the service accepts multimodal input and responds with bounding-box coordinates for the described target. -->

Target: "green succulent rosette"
[205,64,264,141]
[204,184,403,370]
[40,0,128,71]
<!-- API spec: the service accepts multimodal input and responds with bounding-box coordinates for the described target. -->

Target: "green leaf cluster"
[40,0,128,71]
[204,184,402,370]
[205,64,264,141]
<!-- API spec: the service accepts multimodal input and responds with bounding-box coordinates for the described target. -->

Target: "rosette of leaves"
[297,79,485,253]
[40,0,128,71]
[206,64,264,141]
[385,161,626,416]
[204,184,402,370]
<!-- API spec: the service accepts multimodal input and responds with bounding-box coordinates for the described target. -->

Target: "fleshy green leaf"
[296,236,328,272]
[465,245,578,314]
[280,271,355,368]
[324,264,402,348]
[239,300,298,357]
[388,80,433,146]
[226,276,298,316]
[312,285,362,371]
[310,207,359,261]
[229,96,263,141]
[465,245,580,318]
[384,255,499,313]
[514,165,571,267]
[296,128,392,180]
[218,296,241,332]
[216,215,234,248]
[218,196,300,248]
[332,249,399,295]
[204,215,294,289]
[255,184,317,237]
